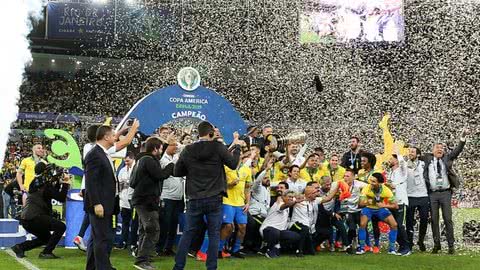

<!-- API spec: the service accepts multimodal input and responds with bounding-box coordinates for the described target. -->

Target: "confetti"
[9,0,480,249]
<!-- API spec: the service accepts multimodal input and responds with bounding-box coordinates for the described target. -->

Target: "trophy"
[264,129,307,152]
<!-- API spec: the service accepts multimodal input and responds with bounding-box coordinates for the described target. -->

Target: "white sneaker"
[356,249,365,255]
[73,236,87,252]
[388,250,398,255]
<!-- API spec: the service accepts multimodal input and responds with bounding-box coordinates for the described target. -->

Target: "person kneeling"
[357,173,399,255]
[260,190,301,258]
[11,163,70,259]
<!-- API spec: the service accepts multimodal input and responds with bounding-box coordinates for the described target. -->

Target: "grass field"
[1,208,478,269]
[2,248,480,270]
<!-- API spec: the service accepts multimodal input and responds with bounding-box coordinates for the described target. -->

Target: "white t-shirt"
[118,164,134,209]
[339,180,368,213]
[160,153,184,200]
[321,182,338,211]
[286,178,307,194]
[80,143,117,190]
[387,155,409,206]
[260,201,289,236]
[290,200,316,233]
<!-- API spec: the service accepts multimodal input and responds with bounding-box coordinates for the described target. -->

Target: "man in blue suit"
[84,125,118,270]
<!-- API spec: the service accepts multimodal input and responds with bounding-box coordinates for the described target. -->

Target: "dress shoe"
[39,252,60,259]
[11,245,25,258]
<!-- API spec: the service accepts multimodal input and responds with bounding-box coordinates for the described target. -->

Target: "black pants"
[158,199,184,251]
[136,207,160,264]
[120,208,132,246]
[313,226,332,247]
[130,208,139,247]
[262,227,300,251]
[406,197,429,247]
[86,213,114,270]
[189,219,207,254]
[391,204,410,250]
[78,211,90,238]
[345,212,361,246]
[372,216,380,246]
[331,217,348,245]
[174,195,223,270]
[19,215,66,254]
[290,222,315,255]
[244,213,264,251]
[430,190,454,248]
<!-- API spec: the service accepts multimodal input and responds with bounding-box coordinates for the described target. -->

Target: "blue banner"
[119,85,247,144]
[46,2,176,43]
[46,2,114,40]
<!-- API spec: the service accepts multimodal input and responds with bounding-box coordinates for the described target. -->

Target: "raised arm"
[447,128,470,160]
[447,140,466,161]
[319,182,340,204]
[217,132,243,170]
[115,120,140,151]
[253,169,267,190]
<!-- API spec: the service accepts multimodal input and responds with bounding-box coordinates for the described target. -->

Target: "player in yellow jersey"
[16,144,47,205]
[323,153,346,182]
[357,152,383,183]
[250,144,265,176]
[268,155,289,199]
[300,153,326,182]
[357,173,399,255]
[218,149,254,258]
[314,147,329,170]
[356,151,384,252]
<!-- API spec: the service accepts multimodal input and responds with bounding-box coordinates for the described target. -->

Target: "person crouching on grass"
[356,173,399,255]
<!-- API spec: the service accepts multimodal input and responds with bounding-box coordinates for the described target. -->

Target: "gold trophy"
[265,129,307,152]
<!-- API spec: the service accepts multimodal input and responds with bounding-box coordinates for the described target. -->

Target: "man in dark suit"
[423,128,470,254]
[84,125,118,270]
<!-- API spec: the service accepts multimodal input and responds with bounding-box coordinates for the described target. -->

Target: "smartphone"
[126,118,135,126]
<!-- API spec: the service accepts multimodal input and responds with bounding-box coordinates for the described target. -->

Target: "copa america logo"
[177,67,201,91]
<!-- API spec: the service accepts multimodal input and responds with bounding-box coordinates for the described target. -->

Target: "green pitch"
[2,248,480,270]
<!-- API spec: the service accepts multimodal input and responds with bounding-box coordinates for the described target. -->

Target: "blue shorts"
[222,204,247,224]
[361,207,392,221]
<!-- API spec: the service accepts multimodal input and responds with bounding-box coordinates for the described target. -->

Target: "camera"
[43,164,67,183]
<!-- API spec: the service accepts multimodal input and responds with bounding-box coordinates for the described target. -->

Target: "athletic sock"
[218,239,226,252]
[233,239,242,253]
[358,228,366,250]
[389,229,398,251]
[200,233,209,253]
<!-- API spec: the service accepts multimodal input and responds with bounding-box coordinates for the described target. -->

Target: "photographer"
[11,162,70,259]
[2,179,20,218]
